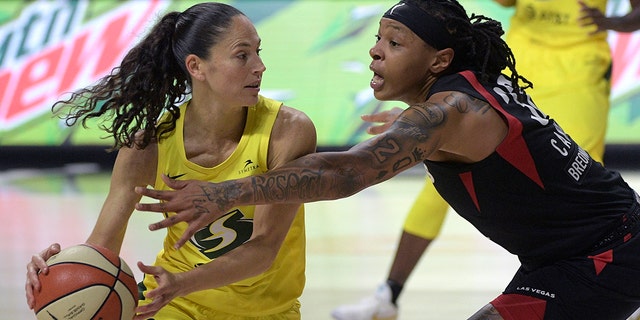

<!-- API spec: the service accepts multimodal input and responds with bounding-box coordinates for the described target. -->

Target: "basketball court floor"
[4,164,640,319]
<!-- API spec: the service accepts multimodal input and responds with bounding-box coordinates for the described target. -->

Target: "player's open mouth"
[370,73,384,90]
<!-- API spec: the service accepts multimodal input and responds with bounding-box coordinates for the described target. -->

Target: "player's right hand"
[361,107,404,135]
[25,243,61,309]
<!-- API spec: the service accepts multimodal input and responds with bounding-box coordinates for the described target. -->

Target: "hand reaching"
[25,243,61,309]
[134,262,183,320]
[135,175,233,249]
[578,1,610,34]
[361,107,404,135]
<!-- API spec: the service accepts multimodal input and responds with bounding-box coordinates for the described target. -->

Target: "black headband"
[382,1,452,50]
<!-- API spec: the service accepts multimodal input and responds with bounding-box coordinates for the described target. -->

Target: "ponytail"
[53,2,243,150]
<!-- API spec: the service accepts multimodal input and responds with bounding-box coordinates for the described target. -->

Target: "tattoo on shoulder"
[444,92,491,115]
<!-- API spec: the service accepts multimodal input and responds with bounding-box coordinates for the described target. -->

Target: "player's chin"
[240,94,260,107]
[372,89,393,102]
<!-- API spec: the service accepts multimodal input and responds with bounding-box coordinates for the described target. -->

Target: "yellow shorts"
[138,296,301,320]
[138,276,301,320]
[402,179,449,239]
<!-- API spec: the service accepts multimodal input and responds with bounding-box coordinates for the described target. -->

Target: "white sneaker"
[331,283,398,320]
[628,308,640,320]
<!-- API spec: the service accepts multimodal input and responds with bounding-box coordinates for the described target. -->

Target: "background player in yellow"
[25,2,317,319]
[331,0,640,319]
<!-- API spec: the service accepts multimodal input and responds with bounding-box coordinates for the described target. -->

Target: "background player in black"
[135,0,640,318]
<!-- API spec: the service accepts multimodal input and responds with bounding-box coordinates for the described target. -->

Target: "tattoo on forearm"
[201,182,243,212]
[393,158,413,172]
[244,152,376,203]
[250,168,327,202]
[373,138,400,162]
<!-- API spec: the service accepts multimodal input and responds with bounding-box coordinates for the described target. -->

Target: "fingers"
[135,200,166,214]
[361,112,392,123]
[26,258,42,292]
[25,248,53,308]
[577,2,602,24]
[136,261,166,281]
[361,107,403,135]
[134,292,170,319]
[134,176,188,212]
[137,261,153,274]
[25,243,61,309]
[135,186,173,214]
[160,174,186,189]
[362,114,392,135]
[134,302,160,320]
[25,277,36,309]
[360,114,380,123]
[174,223,203,249]
[366,125,388,135]
[134,262,168,318]
[29,243,60,280]
[135,186,169,203]
[25,286,34,309]
[148,213,191,231]
[39,243,61,274]
[48,243,61,254]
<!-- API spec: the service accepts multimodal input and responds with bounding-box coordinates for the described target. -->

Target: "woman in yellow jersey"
[25,2,316,320]
[331,1,640,319]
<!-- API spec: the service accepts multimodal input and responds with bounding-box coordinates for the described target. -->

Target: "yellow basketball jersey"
[506,0,611,163]
[143,95,306,317]
[508,0,608,47]
[506,0,611,85]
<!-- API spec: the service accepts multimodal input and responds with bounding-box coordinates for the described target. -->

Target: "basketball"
[33,243,138,320]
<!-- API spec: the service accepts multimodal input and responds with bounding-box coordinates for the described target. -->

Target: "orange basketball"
[33,243,138,320]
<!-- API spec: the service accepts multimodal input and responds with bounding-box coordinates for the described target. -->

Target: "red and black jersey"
[424,71,635,269]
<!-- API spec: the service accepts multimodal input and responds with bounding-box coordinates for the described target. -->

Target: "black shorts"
[491,198,640,320]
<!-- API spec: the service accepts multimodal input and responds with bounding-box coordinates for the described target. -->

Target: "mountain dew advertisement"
[0,0,639,147]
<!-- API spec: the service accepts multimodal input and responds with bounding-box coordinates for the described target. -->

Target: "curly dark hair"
[406,0,532,101]
[52,2,245,150]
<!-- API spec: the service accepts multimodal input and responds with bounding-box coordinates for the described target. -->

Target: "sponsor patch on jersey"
[238,159,260,175]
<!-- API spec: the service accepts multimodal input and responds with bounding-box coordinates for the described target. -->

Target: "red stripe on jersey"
[491,293,547,319]
[459,71,544,189]
[459,171,480,212]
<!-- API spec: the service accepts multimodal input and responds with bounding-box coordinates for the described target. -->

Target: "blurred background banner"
[0,0,638,148]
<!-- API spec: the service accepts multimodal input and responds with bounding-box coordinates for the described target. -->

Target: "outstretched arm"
[135,90,498,247]
[135,105,441,239]
[135,133,424,234]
